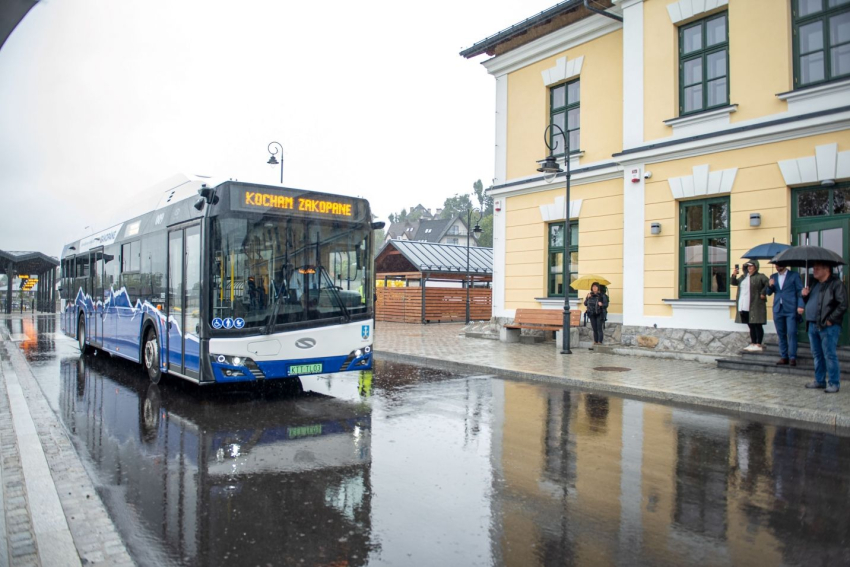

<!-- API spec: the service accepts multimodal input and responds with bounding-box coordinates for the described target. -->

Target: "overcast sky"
[0,0,557,255]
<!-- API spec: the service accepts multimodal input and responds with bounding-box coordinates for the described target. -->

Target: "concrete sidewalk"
[374,322,850,429]
[0,326,133,566]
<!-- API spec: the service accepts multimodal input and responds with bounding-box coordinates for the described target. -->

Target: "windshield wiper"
[264,277,288,335]
[318,266,350,321]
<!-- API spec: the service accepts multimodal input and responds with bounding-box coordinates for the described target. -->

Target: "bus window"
[210,215,372,331]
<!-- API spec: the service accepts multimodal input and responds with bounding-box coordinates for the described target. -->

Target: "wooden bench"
[500,308,580,343]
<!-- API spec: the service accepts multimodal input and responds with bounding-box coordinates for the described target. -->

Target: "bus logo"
[361,325,370,340]
[212,318,223,329]
[295,338,316,349]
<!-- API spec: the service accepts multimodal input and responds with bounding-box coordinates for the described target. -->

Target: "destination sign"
[233,186,358,218]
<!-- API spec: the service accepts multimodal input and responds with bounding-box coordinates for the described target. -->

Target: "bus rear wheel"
[143,328,162,384]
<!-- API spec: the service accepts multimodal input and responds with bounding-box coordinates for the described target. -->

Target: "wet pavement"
[3,315,850,566]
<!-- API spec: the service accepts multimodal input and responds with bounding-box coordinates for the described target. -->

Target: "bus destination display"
[235,187,355,217]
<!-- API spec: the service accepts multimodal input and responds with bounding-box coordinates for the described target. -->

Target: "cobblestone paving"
[0,344,40,567]
[374,322,850,429]
[0,330,134,567]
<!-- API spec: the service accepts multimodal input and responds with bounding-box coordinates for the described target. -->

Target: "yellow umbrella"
[570,274,611,290]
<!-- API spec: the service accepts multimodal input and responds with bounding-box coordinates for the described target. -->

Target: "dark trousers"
[808,322,841,388]
[773,312,799,360]
[740,311,764,344]
[589,313,605,343]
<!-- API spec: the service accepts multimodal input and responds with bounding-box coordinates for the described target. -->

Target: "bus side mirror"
[371,221,385,230]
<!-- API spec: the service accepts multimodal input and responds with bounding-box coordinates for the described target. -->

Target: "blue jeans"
[774,312,799,360]
[807,323,841,388]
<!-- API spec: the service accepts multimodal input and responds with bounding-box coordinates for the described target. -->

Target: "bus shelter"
[0,250,59,314]
[375,240,492,323]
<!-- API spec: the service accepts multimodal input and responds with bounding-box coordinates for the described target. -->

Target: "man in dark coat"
[765,264,804,365]
[802,262,848,393]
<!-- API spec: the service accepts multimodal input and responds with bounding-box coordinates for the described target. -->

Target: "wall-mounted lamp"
[651,222,661,235]
[750,213,761,227]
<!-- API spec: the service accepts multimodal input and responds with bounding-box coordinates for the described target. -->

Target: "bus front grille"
[245,359,265,380]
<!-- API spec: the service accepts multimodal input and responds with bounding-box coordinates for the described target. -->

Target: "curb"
[0,330,135,566]
[376,350,850,431]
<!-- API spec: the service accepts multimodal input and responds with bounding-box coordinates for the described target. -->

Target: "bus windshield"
[210,213,372,333]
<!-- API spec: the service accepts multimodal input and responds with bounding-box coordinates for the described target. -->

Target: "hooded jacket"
[731,259,770,324]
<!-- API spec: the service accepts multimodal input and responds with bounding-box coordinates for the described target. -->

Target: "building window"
[795,183,850,217]
[549,79,580,155]
[448,238,459,245]
[679,12,729,115]
[548,221,578,297]
[679,198,729,297]
[793,0,850,87]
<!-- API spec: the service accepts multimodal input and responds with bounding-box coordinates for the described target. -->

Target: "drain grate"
[593,366,631,372]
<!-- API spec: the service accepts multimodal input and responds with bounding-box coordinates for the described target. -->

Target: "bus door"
[89,248,104,346]
[167,224,201,379]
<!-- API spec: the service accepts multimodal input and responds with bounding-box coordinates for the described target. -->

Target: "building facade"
[463,0,850,353]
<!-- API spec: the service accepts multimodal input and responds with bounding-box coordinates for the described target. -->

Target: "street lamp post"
[466,207,483,324]
[537,124,572,354]
[267,141,283,184]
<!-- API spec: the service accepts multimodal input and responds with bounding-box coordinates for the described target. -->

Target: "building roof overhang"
[460,0,613,59]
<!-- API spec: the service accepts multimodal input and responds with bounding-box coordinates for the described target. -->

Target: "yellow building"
[462,0,850,353]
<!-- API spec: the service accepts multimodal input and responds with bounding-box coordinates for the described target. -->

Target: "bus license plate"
[288,363,323,376]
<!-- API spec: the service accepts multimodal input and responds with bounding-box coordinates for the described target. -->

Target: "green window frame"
[549,79,580,157]
[679,197,730,297]
[547,221,578,297]
[793,182,850,219]
[792,0,850,88]
[679,11,729,115]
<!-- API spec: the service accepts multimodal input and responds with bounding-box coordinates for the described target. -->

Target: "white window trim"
[666,0,728,24]
[778,143,850,186]
[663,105,738,138]
[667,164,738,199]
[541,56,584,87]
[539,196,583,222]
[777,78,850,116]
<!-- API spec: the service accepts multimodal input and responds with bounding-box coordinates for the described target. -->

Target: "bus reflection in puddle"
[59,354,375,567]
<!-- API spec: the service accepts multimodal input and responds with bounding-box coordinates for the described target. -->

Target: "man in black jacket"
[802,262,848,393]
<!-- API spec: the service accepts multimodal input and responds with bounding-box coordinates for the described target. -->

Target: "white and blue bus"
[59,175,377,385]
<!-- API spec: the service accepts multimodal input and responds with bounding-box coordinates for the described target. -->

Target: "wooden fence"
[376,287,492,323]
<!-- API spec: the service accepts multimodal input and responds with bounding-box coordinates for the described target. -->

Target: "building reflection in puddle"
[46,350,850,566]
[490,381,850,567]
[59,354,374,567]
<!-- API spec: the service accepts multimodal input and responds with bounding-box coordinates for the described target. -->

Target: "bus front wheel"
[77,316,91,354]
[143,328,162,384]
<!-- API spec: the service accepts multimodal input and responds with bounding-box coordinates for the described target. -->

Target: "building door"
[167,224,201,379]
[793,218,850,346]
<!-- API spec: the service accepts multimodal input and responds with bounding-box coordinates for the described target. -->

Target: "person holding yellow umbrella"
[571,275,611,349]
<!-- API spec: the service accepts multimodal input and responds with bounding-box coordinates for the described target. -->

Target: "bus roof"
[60,174,371,259]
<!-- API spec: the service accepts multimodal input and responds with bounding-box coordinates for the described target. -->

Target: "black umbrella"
[771,246,845,267]
[772,245,845,287]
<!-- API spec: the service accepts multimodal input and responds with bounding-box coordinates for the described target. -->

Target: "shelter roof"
[0,250,59,275]
[1,0,38,52]
[378,240,492,275]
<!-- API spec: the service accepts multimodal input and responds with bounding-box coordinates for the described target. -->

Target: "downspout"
[583,0,623,22]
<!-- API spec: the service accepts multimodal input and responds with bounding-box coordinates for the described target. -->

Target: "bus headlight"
[355,349,363,357]
[211,354,252,368]
[364,346,371,354]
